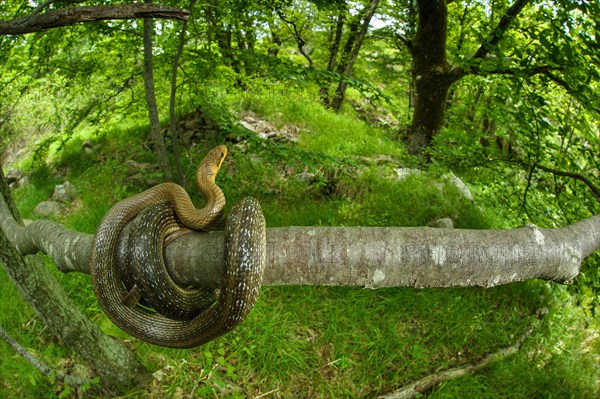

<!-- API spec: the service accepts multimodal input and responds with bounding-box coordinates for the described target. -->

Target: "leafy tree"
[384,0,599,156]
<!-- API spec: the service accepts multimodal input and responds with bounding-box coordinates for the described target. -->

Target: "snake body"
[123,203,216,320]
[90,145,266,348]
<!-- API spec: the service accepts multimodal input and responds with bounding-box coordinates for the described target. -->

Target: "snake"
[90,145,266,348]
[119,203,217,320]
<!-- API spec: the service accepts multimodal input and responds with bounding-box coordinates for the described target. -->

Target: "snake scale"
[90,145,266,348]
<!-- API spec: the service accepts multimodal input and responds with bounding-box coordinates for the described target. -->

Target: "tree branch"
[276,10,313,67]
[0,324,92,388]
[0,170,143,386]
[472,0,531,61]
[379,317,539,398]
[1,192,599,290]
[0,4,189,35]
[534,163,600,205]
[394,32,413,54]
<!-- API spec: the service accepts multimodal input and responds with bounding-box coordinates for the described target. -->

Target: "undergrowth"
[1,89,599,398]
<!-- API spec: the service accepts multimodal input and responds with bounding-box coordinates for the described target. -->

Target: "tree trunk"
[170,0,197,187]
[405,0,531,155]
[331,0,381,111]
[407,0,456,155]
[319,10,345,106]
[0,170,144,388]
[143,2,173,181]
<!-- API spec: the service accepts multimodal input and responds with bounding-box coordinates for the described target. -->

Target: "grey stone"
[52,181,77,203]
[431,217,454,229]
[34,201,64,218]
[239,120,256,132]
[395,168,421,180]
[6,169,28,188]
[444,172,474,201]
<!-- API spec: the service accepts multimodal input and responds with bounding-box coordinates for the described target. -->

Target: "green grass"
[227,82,406,158]
[1,90,599,398]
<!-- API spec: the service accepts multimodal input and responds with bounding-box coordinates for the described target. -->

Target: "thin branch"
[0,4,189,35]
[0,323,92,387]
[276,10,313,67]
[394,32,413,53]
[535,163,600,205]
[378,318,539,399]
[541,71,600,114]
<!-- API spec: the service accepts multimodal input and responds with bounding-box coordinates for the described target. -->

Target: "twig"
[378,322,538,399]
[472,0,531,60]
[535,163,600,206]
[254,388,280,399]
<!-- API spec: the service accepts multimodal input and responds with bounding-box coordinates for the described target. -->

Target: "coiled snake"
[117,203,217,320]
[90,145,266,348]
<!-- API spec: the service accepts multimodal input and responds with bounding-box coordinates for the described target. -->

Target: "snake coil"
[90,145,266,348]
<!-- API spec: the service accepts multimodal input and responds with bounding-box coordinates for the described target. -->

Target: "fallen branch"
[0,323,92,387]
[378,317,539,399]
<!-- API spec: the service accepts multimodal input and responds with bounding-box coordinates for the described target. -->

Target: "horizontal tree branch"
[452,62,563,81]
[0,4,189,35]
[1,194,599,290]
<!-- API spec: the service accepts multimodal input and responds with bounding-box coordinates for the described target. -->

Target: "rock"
[395,168,421,180]
[358,155,396,165]
[238,115,300,143]
[444,172,474,201]
[431,217,454,229]
[183,118,202,130]
[126,160,154,170]
[81,139,94,154]
[33,201,64,218]
[239,120,256,132]
[255,121,274,134]
[5,169,28,189]
[52,181,77,203]
[297,172,316,182]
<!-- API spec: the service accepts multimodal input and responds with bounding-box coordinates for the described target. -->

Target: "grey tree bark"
[2,193,598,290]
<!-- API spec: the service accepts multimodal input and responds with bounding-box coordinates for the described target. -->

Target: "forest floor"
[1,98,599,398]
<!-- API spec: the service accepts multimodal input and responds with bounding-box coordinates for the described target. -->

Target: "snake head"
[199,145,228,179]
